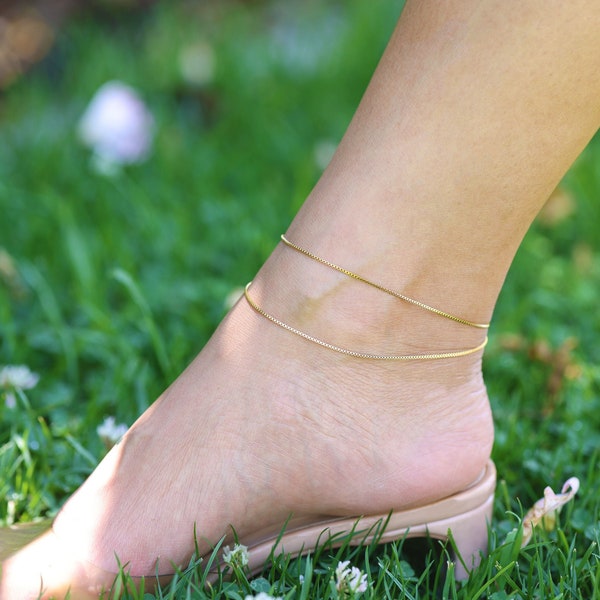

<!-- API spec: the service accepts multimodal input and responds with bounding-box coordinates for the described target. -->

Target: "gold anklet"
[280,234,490,329]
[244,282,488,361]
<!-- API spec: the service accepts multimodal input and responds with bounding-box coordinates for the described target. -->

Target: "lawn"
[1,1,600,598]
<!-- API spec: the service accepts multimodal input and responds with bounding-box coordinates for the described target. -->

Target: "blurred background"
[0,0,404,522]
[1,0,600,541]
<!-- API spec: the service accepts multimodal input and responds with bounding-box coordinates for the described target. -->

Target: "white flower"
[78,81,154,173]
[0,365,39,408]
[243,593,283,600]
[97,416,128,448]
[0,365,40,390]
[335,560,368,595]
[222,543,249,569]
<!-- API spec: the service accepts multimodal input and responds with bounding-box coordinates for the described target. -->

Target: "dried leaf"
[521,477,580,546]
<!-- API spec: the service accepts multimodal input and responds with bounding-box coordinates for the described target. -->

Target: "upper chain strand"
[280,234,490,329]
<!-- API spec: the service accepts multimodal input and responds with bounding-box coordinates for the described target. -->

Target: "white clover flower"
[0,365,40,390]
[243,593,283,600]
[78,80,154,174]
[0,365,39,408]
[97,416,129,448]
[335,560,368,595]
[222,543,249,570]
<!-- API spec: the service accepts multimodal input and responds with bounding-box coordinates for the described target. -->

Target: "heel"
[240,460,496,583]
[435,491,494,580]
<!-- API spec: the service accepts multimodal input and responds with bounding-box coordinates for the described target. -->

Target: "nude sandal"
[228,459,496,581]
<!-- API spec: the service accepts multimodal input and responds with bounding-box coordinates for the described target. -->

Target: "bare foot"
[0,243,493,599]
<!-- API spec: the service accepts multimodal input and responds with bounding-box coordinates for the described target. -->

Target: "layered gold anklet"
[243,235,490,361]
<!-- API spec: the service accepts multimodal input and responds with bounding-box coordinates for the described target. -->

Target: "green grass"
[1,0,600,598]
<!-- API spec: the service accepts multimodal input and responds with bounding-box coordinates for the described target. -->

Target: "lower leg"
[3,1,600,597]
[279,0,600,326]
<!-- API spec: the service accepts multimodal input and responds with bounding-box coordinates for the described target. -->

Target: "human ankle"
[251,236,489,359]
